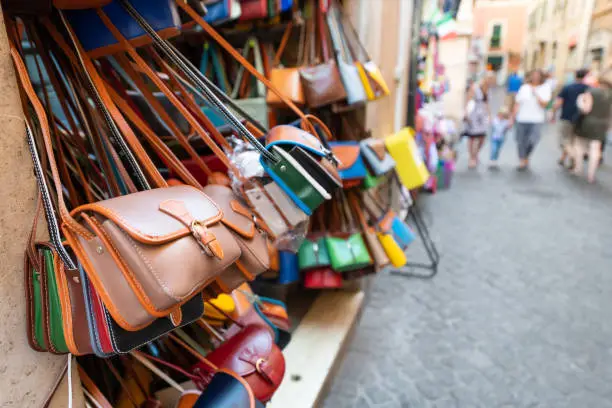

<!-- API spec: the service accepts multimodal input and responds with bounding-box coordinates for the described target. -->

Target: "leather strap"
[133,351,204,382]
[41,361,68,408]
[178,2,321,137]
[168,333,219,372]
[54,14,166,189]
[78,365,113,408]
[272,21,294,67]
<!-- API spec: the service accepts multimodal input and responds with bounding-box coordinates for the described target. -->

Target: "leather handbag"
[278,251,299,284]
[362,170,384,190]
[201,185,271,291]
[349,193,390,271]
[204,0,242,25]
[14,37,242,334]
[377,233,407,267]
[385,128,430,190]
[331,3,389,100]
[378,210,416,250]
[326,4,367,105]
[329,141,367,188]
[64,0,182,58]
[298,234,331,270]
[239,0,268,21]
[325,198,372,273]
[266,21,305,107]
[304,268,343,289]
[360,138,396,176]
[298,5,346,108]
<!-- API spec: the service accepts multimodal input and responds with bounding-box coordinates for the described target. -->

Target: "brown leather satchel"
[12,38,241,333]
[266,21,305,108]
[298,4,346,108]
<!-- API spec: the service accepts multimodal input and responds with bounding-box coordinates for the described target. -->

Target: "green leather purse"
[325,233,372,273]
[43,247,69,353]
[31,259,46,350]
[298,236,331,270]
[362,170,384,190]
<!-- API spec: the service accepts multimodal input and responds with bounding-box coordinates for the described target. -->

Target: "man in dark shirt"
[553,69,589,167]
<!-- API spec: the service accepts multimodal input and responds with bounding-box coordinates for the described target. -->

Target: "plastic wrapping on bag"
[226,137,308,251]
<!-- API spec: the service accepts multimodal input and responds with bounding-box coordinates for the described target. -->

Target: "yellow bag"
[204,293,236,321]
[356,62,375,100]
[385,128,430,189]
[377,233,407,268]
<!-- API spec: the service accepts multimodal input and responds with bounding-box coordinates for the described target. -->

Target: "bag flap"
[265,125,326,157]
[202,185,255,239]
[378,210,395,232]
[207,325,284,386]
[330,142,361,170]
[365,139,388,161]
[72,186,222,245]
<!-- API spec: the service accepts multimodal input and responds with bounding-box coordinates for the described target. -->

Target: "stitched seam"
[121,230,181,301]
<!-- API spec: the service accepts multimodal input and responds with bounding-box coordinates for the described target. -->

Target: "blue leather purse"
[391,217,416,249]
[277,251,299,284]
[193,369,265,408]
[360,138,396,176]
[279,0,293,12]
[203,0,242,25]
[64,0,181,58]
[329,141,368,188]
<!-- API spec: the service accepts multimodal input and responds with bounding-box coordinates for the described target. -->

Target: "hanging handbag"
[349,193,390,271]
[298,4,346,108]
[304,268,343,289]
[239,0,268,21]
[298,234,331,271]
[331,2,390,100]
[360,138,396,176]
[204,0,242,25]
[325,196,372,273]
[325,4,366,105]
[14,26,242,333]
[119,2,342,216]
[277,251,299,284]
[266,21,305,107]
[385,128,430,190]
[64,0,181,58]
[378,210,416,250]
[329,141,367,188]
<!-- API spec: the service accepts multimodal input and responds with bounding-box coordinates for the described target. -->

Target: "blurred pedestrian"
[513,70,552,171]
[464,73,494,169]
[573,70,612,183]
[505,70,523,112]
[489,106,512,168]
[552,68,589,168]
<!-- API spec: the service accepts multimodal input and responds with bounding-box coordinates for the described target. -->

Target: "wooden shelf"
[269,289,365,408]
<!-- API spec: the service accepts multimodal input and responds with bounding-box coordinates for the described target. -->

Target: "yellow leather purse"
[385,128,430,190]
[377,233,407,268]
[203,294,236,321]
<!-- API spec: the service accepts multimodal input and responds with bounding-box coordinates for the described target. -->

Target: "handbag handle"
[130,351,187,393]
[131,350,205,383]
[118,0,280,163]
[168,333,219,372]
[175,1,325,138]
[331,1,370,62]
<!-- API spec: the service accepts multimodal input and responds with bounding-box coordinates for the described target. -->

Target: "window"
[490,24,502,49]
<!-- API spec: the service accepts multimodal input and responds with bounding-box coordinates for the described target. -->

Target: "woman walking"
[464,74,493,169]
[573,71,612,183]
[513,70,552,170]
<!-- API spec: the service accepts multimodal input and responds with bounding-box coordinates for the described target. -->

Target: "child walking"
[489,107,511,168]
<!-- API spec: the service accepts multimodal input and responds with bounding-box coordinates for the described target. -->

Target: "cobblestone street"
[322,122,612,407]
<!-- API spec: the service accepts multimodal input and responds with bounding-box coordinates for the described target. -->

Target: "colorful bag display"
[385,128,430,190]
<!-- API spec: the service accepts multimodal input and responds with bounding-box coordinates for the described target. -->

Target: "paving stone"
[322,88,612,408]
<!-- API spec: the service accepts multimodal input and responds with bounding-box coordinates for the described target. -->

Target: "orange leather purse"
[266,21,305,107]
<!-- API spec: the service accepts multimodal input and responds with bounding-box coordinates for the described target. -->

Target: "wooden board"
[269,290,365,408]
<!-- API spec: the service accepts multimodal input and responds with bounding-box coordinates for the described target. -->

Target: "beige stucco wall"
[473,0,529,54]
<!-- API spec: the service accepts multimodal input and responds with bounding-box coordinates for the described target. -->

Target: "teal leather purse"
[298,235,331,270]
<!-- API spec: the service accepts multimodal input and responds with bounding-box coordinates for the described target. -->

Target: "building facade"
[525,0,596,87]
[473,0,530,82]
[585,0,612,72]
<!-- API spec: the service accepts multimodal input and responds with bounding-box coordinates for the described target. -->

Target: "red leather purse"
[304,267,343,289]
